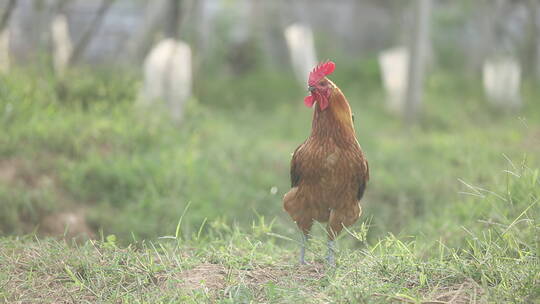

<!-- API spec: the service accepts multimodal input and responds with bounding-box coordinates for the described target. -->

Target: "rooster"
[283,61,369,265]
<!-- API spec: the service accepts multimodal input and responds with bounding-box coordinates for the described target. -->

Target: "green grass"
[0,164,538,302]
[0,67,539,302]
[1,68,538,240]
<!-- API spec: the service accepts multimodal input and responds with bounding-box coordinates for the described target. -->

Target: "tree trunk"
[526,0,540,81]
[54,0,70,14]
[165,0,181,39]
[68,0,115,65]
[0,0,17,32]
[405,0,431,124]
[0,0,16,72]
[124,1,169,62]
[190,0,205,98]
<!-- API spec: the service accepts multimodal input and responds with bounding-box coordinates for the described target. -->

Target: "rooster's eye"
[319,80,327,86]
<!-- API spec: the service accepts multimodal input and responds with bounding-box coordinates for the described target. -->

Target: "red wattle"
[304,95,314,107]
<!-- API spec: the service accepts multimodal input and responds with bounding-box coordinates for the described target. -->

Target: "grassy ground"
[1,161,538,302]
[0,66,539,302]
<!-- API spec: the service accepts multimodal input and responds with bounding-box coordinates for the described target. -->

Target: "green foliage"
[0,175,537,303]
[0,66,538,301]
[1,66,539,244]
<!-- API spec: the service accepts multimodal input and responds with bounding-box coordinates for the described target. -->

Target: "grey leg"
[326,240,336,266]
[299,233,310,264]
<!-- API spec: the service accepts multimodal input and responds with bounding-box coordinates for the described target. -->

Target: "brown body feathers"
[283,82,369,239]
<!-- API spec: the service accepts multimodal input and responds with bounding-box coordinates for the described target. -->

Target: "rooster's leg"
[299,233,310,264]
[326,240,336,266]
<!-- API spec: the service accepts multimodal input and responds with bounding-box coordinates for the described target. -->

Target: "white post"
[378,46,409,114]
[0,28,9,73]
[140,39,192,122]
[51,14,73,77]
[483,57,522,109]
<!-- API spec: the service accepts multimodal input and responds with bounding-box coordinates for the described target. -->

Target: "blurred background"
[0,0,539,246]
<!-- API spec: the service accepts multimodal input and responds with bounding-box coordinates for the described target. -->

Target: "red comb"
[308,61,335,86]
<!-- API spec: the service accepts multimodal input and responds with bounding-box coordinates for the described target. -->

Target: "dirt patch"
[430,279,485,304]
[163,261,326,295]
[40,208,95,240]
[174,263,228,291]
[373,278,486,304]
[0,158,23,184]
[292,262,326,279]
[239,266,287,286]
[0,157,58,189]
[0,157,96,239]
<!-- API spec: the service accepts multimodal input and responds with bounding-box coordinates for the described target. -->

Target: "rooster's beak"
[308,86,315,92]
